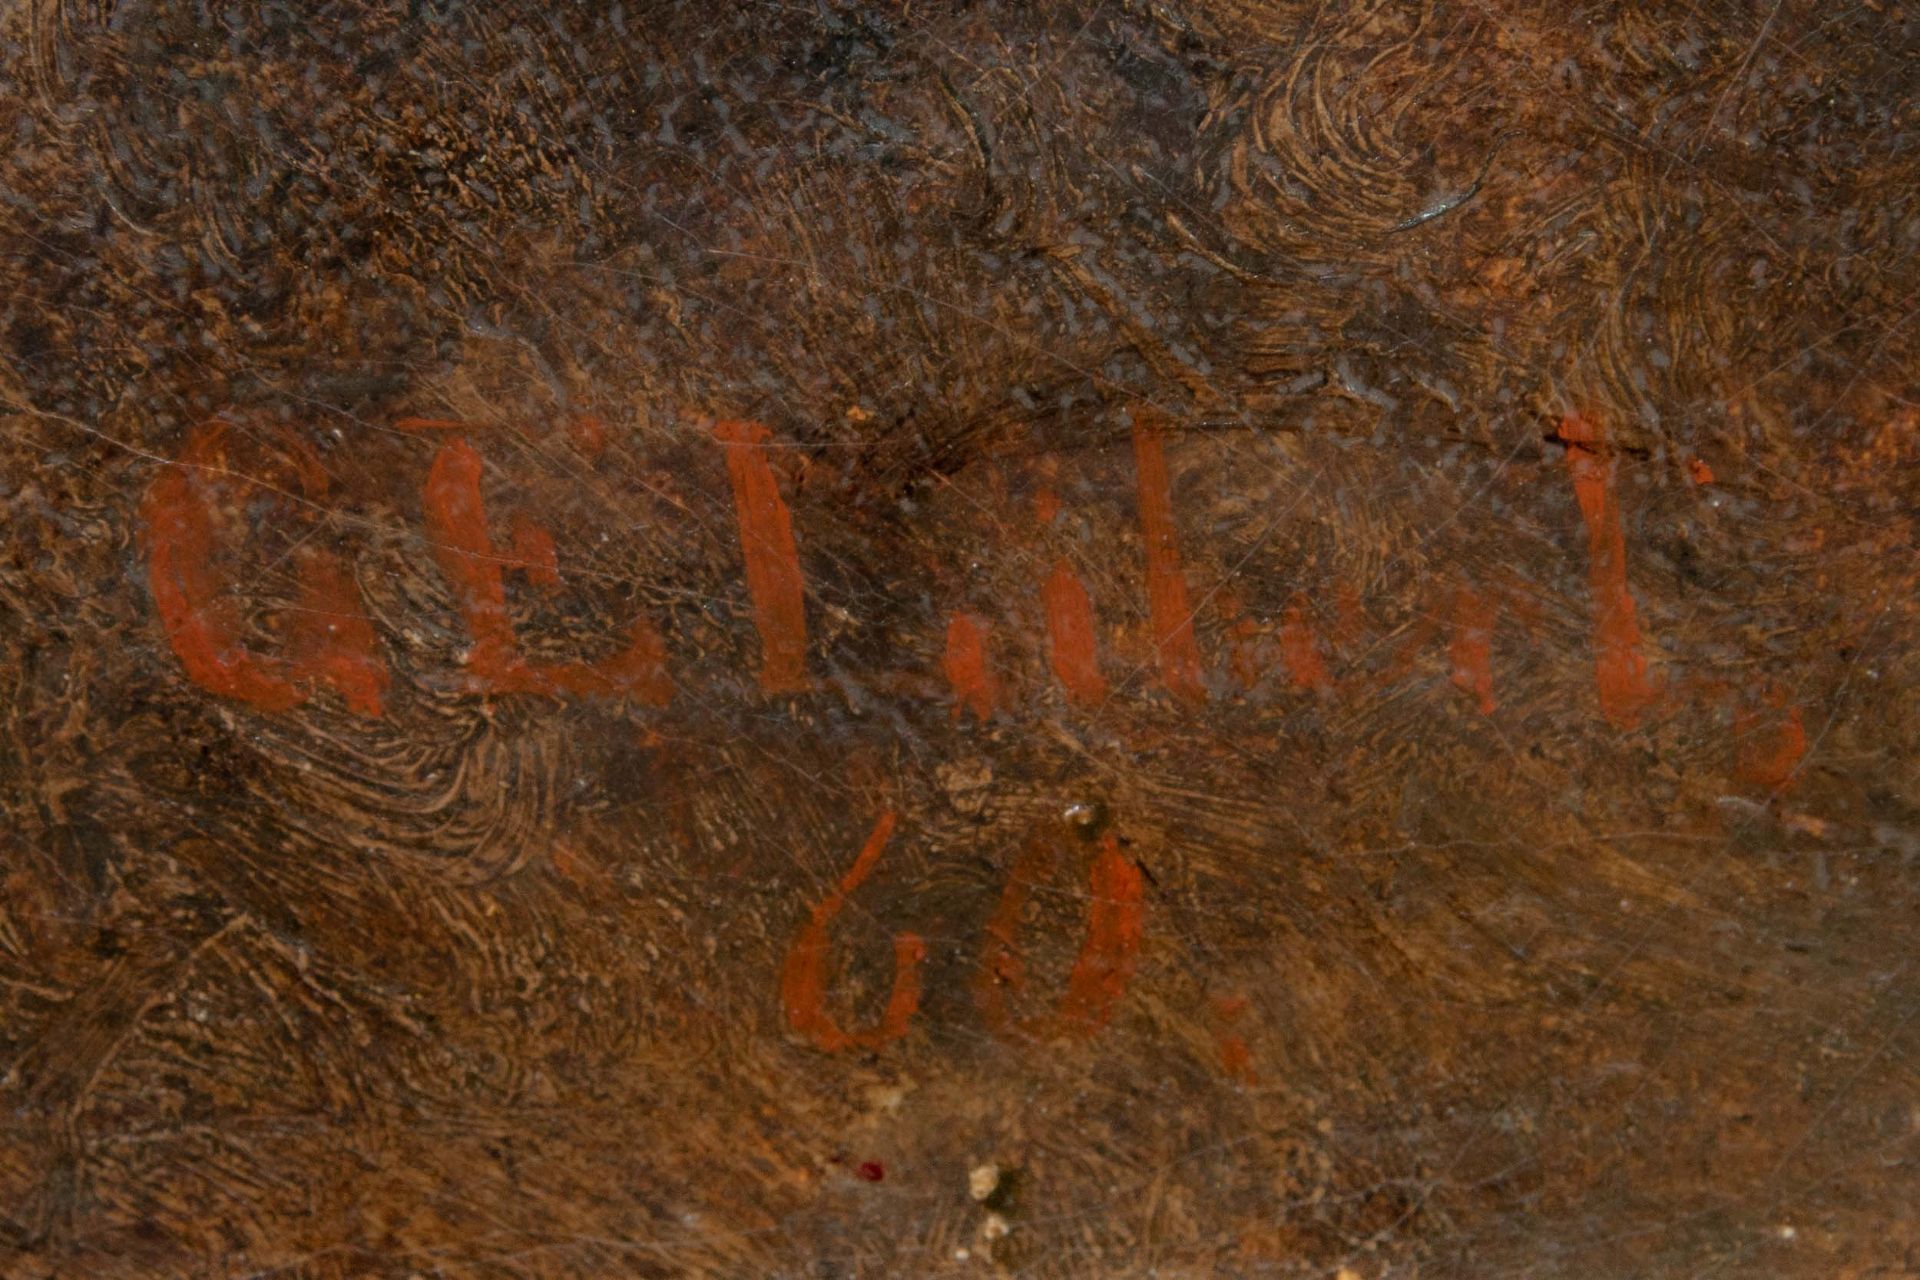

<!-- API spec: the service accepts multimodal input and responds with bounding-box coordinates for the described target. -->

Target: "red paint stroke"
[422,438,671,704]
[569,414,608,459]
[975,830,1144,1041]
[1130,409,1205,702]
[1034,484,1062,528]
[581,620,675,703]
[855,1161,886,1183]
[713,420,810,694]
[1557,413,1657,729]
[506,514,562,593]
[144,462,302,711]
[1448,585,1498,715]
[285,550,389,717]
[1217,591,1267,691]
[142,421,386,715]
[1278,597,1334,692]
[1058,836,1146,1031]
[1043,560,1108,706]
[973,833,1048,1033]
[779,811,926,1053]
[424,438,530,679]
[1736,690,1808,792]
[1687,457,1715,486]
[1210,994,1257,1085]
[942,612,1001,722]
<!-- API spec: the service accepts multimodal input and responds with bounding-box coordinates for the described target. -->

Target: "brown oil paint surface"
[3,3,1917,1277]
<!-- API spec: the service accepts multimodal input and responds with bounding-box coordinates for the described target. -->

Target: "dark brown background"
[2,0,1917,1275]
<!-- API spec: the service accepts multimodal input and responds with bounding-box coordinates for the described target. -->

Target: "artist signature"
[136,408,1807,1058]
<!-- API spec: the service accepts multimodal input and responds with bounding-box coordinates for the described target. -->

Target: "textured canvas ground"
[1,1,1917,1276]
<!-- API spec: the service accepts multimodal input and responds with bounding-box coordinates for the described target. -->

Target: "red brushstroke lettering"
[506,514,563,593]
[422,437,671,704]
[1130,409,1204,702]
[569,414,608,459]
[142,421,386,715]
[1043,561,1108,706]
[780,811,927,1052]
[285,549,389,717]
[1034,479,1107,705]
[1278,597,1334,692]
[1736,689,1808,792]
[713,420,810,694]
[1559,413,1657,728]
[975,829,1145,1040]
[1210,994,1257,1084]
[423,439,519,678]
[1059,837,1146,1029]
[942,612,1001,722]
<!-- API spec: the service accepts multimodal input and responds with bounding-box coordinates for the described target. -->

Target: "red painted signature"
[141,408,1814,779]
[139,406,1812,1066]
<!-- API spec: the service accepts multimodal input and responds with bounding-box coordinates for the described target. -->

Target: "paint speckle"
[968,1163,1001,1202]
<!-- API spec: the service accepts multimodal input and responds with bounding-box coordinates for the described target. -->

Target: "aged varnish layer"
[1,1,1917,1276]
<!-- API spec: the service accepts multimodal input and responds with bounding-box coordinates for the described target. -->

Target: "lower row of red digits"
[778,811,1147,1053]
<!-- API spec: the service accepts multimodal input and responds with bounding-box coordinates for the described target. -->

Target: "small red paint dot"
[856,1161,885,1182]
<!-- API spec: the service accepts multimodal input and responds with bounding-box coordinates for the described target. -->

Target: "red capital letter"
[421,438,671,704]
[142,421,387,716]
